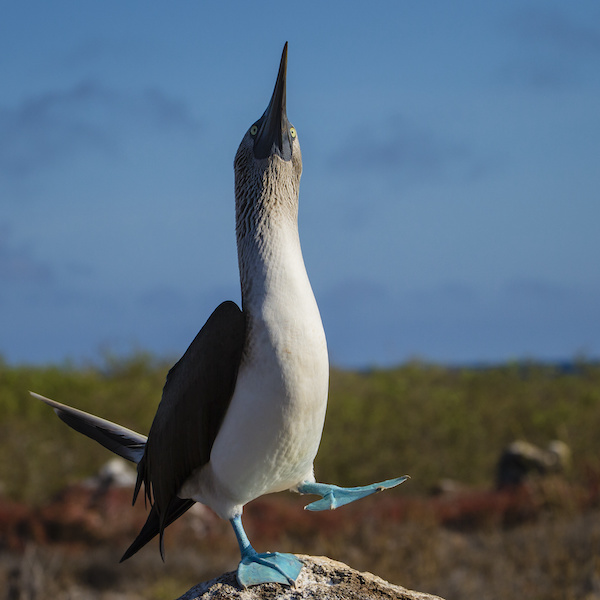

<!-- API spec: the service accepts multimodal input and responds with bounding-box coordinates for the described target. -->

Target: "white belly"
[180,323,328,518]
[179,296,329,519]
[210,295,328,500]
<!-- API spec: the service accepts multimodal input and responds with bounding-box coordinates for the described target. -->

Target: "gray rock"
[496,439,571,488]
[176,555,444,600]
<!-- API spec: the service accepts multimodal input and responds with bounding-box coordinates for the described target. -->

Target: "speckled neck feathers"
[234,140,303,308]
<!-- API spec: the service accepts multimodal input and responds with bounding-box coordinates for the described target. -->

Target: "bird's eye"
[290,127,297,139]
[250,125,258,136]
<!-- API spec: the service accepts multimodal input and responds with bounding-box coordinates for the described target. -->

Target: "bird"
[31,43,407,588]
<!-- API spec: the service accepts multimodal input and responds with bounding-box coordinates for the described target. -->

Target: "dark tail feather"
[120,497,195,562]
[31,392,147,463]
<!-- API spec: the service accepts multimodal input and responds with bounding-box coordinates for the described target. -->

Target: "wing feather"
[130,300,246,558]
[120,497,194,562]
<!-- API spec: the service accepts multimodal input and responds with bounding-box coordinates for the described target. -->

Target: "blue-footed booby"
[31,43,407,588]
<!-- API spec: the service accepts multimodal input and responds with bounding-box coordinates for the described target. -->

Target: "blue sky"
[1,1,599,367]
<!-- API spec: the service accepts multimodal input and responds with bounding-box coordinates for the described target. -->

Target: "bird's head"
[234,43,302,216]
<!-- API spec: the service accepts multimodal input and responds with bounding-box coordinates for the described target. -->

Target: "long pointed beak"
[254,42,292,161]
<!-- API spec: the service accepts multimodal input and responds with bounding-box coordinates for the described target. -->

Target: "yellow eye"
[250,125,258,136]
[290,127,297,139]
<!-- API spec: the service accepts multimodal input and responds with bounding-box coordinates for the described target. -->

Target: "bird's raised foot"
[298,476,409,511]
[237,551,303,588]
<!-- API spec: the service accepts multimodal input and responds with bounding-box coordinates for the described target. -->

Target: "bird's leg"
[230,514,303,588]
[298,476,409,511]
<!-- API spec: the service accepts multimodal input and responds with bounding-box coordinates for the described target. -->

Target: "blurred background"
[1,2,600,599]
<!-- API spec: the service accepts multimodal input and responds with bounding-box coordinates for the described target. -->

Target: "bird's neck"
[236,199,304,311]
[235,199,327,380]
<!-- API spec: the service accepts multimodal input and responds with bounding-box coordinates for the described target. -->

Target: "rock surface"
[176,555,444,600]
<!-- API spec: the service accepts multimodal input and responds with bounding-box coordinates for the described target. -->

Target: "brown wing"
[126,300,246,559]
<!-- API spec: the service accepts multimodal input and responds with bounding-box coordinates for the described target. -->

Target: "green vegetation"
[322,360,600,492]
[1,354,599,503]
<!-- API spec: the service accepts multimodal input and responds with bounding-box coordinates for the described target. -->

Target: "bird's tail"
[30,392,147,464]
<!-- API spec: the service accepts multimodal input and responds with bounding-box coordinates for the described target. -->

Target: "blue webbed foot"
[237,550,303,588]
[298,476,409,511]
[230,514,303,588]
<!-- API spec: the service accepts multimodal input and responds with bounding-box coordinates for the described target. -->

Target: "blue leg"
[230,514,303,588]
[298,476,409,511]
